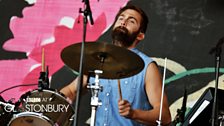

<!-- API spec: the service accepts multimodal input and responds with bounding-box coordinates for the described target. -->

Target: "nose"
[120,20,127,27]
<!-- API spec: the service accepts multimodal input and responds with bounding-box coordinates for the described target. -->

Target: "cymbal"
[61,42,144,79]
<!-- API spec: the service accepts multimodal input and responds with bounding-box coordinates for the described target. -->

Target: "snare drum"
[8,89,74,126]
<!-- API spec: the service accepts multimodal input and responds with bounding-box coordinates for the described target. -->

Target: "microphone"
[38,66,49,90]
[45,65,50,88]
[82,0,94,25]
[88,8,94,25]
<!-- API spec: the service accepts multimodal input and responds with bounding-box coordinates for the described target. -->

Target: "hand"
[118,99,134,118]
[66,97,73,104]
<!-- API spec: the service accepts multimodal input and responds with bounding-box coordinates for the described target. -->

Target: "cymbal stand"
[74,0,94,125]
[87,70,103,126]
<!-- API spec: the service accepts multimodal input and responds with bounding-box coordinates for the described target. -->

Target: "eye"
[118,16,124,21]
[128,19,136,24]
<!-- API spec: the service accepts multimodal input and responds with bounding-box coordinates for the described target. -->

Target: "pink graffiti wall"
[0,0,128,101]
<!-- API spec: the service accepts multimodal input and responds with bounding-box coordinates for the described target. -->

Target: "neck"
[127,44,136,50]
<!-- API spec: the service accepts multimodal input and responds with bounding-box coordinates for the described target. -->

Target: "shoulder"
[131,48,154,68]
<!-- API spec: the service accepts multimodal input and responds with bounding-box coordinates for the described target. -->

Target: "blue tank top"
[89,48,153,126]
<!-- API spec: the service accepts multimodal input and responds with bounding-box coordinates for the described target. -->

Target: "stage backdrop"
[0,0,224,125]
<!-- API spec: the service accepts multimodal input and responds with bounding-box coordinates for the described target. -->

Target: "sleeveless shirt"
[89,48,153,126]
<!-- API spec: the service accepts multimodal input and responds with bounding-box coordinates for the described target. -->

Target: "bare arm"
[60,75,88,101]
[118,62,171,125]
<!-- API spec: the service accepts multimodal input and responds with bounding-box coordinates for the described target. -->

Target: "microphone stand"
[173,87,187,126]
[211,48,221,126]
[73,0,94,126]
[210,37,224,126]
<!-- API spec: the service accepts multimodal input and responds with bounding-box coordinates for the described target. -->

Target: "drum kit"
[0,41,145,126]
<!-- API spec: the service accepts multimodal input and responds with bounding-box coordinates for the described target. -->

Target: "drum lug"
[69,114,75,121]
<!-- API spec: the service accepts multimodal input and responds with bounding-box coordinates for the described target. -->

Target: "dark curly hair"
[114,4,149,33]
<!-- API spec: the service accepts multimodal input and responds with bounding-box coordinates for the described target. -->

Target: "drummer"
[60,4,171,126]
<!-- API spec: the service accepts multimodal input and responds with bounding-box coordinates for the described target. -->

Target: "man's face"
[112,9,142,47]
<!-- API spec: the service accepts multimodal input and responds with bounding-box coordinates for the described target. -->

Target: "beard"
[111,26,139,48]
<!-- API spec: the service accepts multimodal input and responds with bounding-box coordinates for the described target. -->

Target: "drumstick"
[157,57,167,126]
[117,79,122,100]
[42,48,45,72]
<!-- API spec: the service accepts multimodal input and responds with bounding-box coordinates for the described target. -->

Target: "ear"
[136,32,145,41]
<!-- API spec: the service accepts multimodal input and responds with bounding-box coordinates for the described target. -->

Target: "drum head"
[9,112,53,126]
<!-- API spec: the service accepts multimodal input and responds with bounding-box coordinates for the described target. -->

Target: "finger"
[118,100,128,109]
[118,99,124,104]
[118,102,131,112]
[119,107,131,117]
[120,107,133,117]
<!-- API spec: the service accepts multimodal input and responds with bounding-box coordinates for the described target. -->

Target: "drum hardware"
[209,37,224,126]
[17,91,31,106]
[218,113,224,126]
[69,113,75,121]
[38,69,49,91]
[9,112,54,126]
[87,70,103,126]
